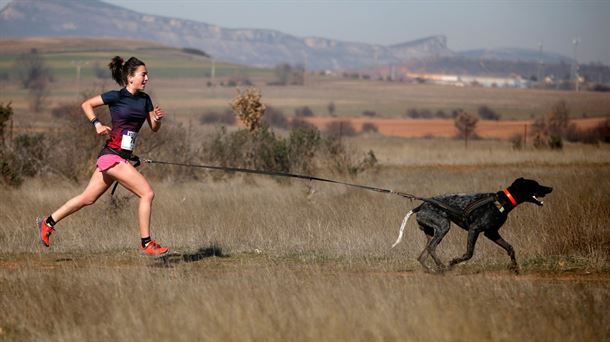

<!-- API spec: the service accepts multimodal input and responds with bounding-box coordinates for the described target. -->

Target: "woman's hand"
[153,106,164,122]
[95,123,112,136]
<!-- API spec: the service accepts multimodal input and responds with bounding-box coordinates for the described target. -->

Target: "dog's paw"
[509,263,521,275]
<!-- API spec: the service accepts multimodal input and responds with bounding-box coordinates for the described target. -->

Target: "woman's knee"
[78,194,98,206]
[141,188,155,202]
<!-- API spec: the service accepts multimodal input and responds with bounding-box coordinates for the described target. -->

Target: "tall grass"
[1,137,609,340]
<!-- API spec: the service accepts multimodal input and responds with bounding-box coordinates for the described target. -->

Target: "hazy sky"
[2,0,609,64]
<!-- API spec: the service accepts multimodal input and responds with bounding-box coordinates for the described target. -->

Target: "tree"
[15,49,51,112]
[454,111,478,148]
[15,49,51,89]
[478,105,501,120]
[546,100,570,137]
[273,63,305,85]
[327,101,336,116]
[0,102,13,145]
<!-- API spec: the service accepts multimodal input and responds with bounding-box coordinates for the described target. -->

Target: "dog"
[392,178,552,274]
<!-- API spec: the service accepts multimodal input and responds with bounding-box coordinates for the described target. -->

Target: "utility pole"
[571,38,580,91]
[210,58,216,85]
[71,60,87,96]
[537,42,544,87]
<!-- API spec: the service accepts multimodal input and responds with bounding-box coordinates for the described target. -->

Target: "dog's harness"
[424,188,517,226]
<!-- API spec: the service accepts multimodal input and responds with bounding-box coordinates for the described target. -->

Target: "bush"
[362,110,376,117]
[262,106,289,129]
[204,124,376,178]
[478,105,501,120]
[199,110,235,125]
[361,122,379,134]
[0,102,13,145]
[510,134,524,150]
[324,121,357,137]
[294,106,314,118]
[548,135,563,150]
[290,118,316,130]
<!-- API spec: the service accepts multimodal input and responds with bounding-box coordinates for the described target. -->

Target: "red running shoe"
[37,216,55,247]
[140,240,169,257]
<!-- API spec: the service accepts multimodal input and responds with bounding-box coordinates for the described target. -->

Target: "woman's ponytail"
[108,56,125,86]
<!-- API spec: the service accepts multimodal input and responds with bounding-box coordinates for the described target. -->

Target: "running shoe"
[140,240,169,257]
[37,216,55,247]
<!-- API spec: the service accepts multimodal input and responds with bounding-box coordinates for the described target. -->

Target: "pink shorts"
[96,154,128,172]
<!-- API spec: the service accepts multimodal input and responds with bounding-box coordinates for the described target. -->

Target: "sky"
[2,0,609,65]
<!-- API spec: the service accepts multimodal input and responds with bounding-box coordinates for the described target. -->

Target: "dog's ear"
[512,177,525,186]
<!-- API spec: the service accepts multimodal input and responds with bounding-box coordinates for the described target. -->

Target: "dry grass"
[1,41,609,339]
[1,146,609,340]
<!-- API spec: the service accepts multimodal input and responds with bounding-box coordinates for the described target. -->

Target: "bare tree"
[0,102,13,145]
[15,49,52,112]
[15,49,51,89]
[454,111,478,148]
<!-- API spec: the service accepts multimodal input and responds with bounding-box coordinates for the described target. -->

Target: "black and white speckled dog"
[392,178,552,274]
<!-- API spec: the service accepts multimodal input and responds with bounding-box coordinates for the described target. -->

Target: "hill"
[0,0,454,71]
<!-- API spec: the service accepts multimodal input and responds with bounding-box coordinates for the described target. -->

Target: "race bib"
[121,130,138,151]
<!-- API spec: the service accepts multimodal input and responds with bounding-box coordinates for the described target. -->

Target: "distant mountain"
[1,0,582,73]
[460,48,574,65]
[0,0,453,70]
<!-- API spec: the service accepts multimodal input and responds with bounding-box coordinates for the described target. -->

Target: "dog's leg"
[449,229,481,269]
[484,230,519,274]
[425,225,450,273]
[417,234,433,272]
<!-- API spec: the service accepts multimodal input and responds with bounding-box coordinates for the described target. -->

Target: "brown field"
[1,38,610,341]
[305,116,608,139]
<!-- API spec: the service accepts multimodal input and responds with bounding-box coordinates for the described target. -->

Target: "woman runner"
[36,56,169,257]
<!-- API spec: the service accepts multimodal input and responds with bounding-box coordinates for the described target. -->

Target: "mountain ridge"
[0,0,576,71]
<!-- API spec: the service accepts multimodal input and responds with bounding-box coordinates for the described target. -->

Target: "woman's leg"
[51,169,114,223]
[104,162,155,238]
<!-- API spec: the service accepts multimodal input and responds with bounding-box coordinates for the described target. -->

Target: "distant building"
[405,72,530,88]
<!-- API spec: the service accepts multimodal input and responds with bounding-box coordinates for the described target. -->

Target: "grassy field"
[1,38,609,341]
[1,139,610,341]
[1,37,609,122]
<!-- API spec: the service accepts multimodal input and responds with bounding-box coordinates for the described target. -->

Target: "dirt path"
[2,253,608,283]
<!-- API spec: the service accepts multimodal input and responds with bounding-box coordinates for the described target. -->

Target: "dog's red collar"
[503,188,517,206]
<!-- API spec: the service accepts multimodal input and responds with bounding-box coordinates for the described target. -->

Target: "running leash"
[142,159,423,201]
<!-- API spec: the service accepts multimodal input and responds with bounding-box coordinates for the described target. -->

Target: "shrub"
[0,102,13,145]
[548,135,563,150]
[361,122,379,134]
[324,121,357,137]
[204,124,376,178]
[362,110,376,117]
[231,87,266,131]
[199,110,235,125]
[478,105,501,120]
[262,106,289,129]
[510,134,524,150]
[327,102,336,116]
[290,118,316,130]
[294,106,314,118]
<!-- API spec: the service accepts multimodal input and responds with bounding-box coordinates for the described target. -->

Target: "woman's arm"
[147,105,164,132]
[81,95,111,136]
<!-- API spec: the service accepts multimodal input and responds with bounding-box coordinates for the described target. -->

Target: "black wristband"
[90,118,100,126]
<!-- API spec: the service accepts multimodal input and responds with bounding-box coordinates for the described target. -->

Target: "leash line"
[143,159,421,200]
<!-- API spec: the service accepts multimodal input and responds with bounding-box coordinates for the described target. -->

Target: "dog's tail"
[391,207,418,248]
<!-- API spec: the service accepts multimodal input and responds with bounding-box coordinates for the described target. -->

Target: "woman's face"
[128,65,149,91]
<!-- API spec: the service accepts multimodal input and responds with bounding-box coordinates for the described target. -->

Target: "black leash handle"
[143,159,421,200]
